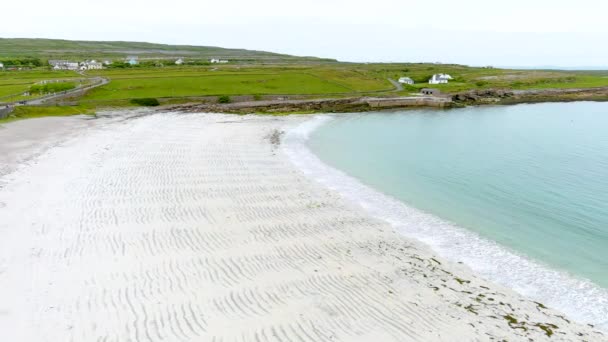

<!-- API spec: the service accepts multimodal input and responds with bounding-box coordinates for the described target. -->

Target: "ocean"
[284,102,608,330]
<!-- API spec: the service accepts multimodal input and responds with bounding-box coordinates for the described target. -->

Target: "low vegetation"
[130,98,160,106]
[218,95,231,104]
[29,82,76,94]
[0,57,44,68]
[0,105,93,123]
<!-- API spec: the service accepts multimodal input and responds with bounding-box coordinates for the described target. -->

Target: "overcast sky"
[2,0,606,67]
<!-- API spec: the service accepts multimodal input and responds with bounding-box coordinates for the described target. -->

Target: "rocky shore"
[452,86,608,105]
[160,87,608,115]
[163,96,453,114]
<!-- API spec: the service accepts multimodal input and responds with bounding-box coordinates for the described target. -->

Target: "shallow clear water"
[308,102,608,292]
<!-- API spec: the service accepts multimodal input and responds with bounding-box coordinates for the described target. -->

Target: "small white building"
[210,58,229,64]
[0,62,4,69]
[175,58,184,65]
[429,73,453,85]
[103,60,112,66]
[398,77,414,85]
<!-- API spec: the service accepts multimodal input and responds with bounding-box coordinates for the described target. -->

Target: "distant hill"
[0,38,336,62]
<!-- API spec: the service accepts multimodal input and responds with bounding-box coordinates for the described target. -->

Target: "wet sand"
[0,112,604,341]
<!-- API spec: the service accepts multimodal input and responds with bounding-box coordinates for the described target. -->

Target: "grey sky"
[2,0,606,67]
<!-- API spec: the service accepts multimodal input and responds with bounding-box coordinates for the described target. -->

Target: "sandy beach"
[0,111,605,341]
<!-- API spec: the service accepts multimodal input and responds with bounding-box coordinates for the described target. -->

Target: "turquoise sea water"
[302,102,608,327]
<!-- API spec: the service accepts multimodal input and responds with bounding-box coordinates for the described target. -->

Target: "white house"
[87,60,103,70]
[0,62,4,69]
[210,58,229,64]
[175,58,184,65]
[49,60,80,70]
[398,77,414,85]
[103,60,112,66]
[79,60,103,70]
[429,73,453,85]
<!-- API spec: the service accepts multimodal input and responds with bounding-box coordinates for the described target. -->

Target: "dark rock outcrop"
[453,87,608,105]
[163,96,453,114]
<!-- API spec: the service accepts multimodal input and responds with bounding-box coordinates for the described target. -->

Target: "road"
[388,78,404,91]
[25,76,109,105]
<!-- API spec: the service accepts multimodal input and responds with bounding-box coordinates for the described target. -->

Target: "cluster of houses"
[49,60,106,71]
[398,73,454,85]
[46,56,230,69]
[5,56,233,72]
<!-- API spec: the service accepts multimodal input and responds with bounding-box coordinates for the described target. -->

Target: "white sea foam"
[283,114,608,331]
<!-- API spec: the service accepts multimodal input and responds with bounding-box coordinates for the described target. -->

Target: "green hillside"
[0,38,335,62]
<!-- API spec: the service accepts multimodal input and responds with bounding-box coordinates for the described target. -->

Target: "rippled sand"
[0,112,604,341]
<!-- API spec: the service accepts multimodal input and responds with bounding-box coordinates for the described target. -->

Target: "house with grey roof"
[398,77,414,85]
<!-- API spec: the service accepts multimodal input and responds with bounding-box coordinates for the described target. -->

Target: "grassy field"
[1,38,606,122]
[2,64,608,104]
[0,70,83,101]
[1,59,608,121]
[361,63,608,93]
[81,66,391,102]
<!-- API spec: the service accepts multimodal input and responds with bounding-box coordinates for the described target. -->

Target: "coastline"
[0,112,605,341]
[288,113,608,333]
[159,87,608,115]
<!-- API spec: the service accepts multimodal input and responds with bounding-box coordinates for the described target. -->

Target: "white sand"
[0,112,605,341]
[0,115,95,179]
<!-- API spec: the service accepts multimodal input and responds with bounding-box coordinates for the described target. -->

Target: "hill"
[0,38,336,62]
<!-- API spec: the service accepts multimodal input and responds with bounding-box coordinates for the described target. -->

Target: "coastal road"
[25,76,109,105]
[388,78,404,91]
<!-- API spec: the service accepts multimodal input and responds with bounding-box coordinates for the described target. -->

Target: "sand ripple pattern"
[0,113,605,341]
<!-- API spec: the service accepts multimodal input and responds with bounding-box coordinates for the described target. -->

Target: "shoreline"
[288,113,608,333]
[0,112,605,341]
[158,87,608,115]
[4,87,608,124]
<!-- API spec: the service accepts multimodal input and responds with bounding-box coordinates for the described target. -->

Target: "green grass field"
[2,60,608,120]
[80,66,392,102]
[83,73,349,100]
[0,70,83,100]
[1,38,606,122]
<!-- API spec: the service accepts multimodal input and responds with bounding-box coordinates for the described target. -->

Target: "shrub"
[1,57,43,67]
[413,75,433,83]
[30,82,76,94]
[218,95,231,103]
[253,94,263,101]
[475,81,489,87]
[130,98,160,106]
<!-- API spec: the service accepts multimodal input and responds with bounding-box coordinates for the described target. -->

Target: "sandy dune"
[0,112,605,341]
